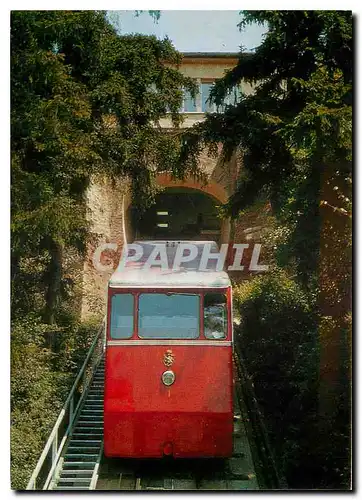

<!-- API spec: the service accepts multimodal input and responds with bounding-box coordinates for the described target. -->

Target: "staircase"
[51,358,105,490]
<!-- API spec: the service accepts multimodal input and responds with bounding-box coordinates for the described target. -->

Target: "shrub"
[11,315,101,489]
[233,269,319,484]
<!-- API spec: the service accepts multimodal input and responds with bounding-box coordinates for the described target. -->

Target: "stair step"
[76,423,103,428]
[78,413,103,423]
[68,440,102,446]
[73,433,103,437]
[81,408,103,412]
[74,426,103,430]
[63,462,96,468]
[80,415,103,419]
[67,445,101,451]
[67,448,100,453]
[77,421,103,426]
[70,440,102,445]
[76,420,103,424]
[81,409,103,413]
[78,416,103,419]
[61,470,94,476]
[72,435,103,440]
[69,436,102,440]
[73,428,103,433]
[54,486,90,490]
[58,477,92,484]
[65,454,100,460]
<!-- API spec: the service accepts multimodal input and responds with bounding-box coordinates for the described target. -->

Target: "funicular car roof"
[109,240,231,289]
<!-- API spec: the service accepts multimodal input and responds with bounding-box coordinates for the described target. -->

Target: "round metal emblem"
[162,370,175,386]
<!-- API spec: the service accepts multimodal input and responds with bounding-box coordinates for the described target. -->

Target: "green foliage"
[180,11,352,287]
[234,271,320,485]
[11,315,99,489]
[11,11,199,487]
[11,316,67,489]
[11,10,197,323]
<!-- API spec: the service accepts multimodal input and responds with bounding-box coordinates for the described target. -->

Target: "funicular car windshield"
[139,293,199,339]
[109,291,228,340]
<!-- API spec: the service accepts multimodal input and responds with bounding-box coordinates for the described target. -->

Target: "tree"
[11,10,196,324]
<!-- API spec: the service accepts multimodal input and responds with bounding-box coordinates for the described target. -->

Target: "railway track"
[50,353,263,491]
[233,345,287,490]
[95,369,259,491]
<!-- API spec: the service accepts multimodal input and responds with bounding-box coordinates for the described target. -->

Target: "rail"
[234,342,288,489]
[26,318,106,490]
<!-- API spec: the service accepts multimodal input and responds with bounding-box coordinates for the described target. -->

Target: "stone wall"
[81,176,130,319]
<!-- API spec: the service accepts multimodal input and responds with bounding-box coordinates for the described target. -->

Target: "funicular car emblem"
[163,349,175,367]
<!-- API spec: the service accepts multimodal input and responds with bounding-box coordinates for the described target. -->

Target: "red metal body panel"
[104,286,233,458]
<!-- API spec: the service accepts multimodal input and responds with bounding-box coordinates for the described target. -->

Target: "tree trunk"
[44,239,63,326]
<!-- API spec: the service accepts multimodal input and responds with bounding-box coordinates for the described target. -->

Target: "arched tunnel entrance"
[128,187,227,244]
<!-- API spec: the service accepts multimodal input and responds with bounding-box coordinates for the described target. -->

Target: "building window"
[178,81,241,113]
[201,82,216,112]
[183,90,197,112]
[220,86,241,110]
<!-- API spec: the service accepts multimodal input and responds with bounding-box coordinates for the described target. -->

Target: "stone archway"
[81,174,231,320]
[125,175,231,246]
[156,173,229,204]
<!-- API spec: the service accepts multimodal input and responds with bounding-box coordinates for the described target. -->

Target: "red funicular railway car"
[104,241,233,458]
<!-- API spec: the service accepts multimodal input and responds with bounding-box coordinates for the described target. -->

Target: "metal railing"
[26,318,106,490]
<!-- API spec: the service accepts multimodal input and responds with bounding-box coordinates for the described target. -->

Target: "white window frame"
[177,79,241,114]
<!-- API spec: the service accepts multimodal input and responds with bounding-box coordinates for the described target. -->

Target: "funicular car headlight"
[162,370,175,386]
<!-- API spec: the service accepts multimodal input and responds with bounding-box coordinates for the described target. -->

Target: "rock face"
[81,54,271,320]
[81,176,130,319]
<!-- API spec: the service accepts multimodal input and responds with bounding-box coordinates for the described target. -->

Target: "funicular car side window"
[138,293,199,339]
[204,293,227,339]
[110,293,134,339]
